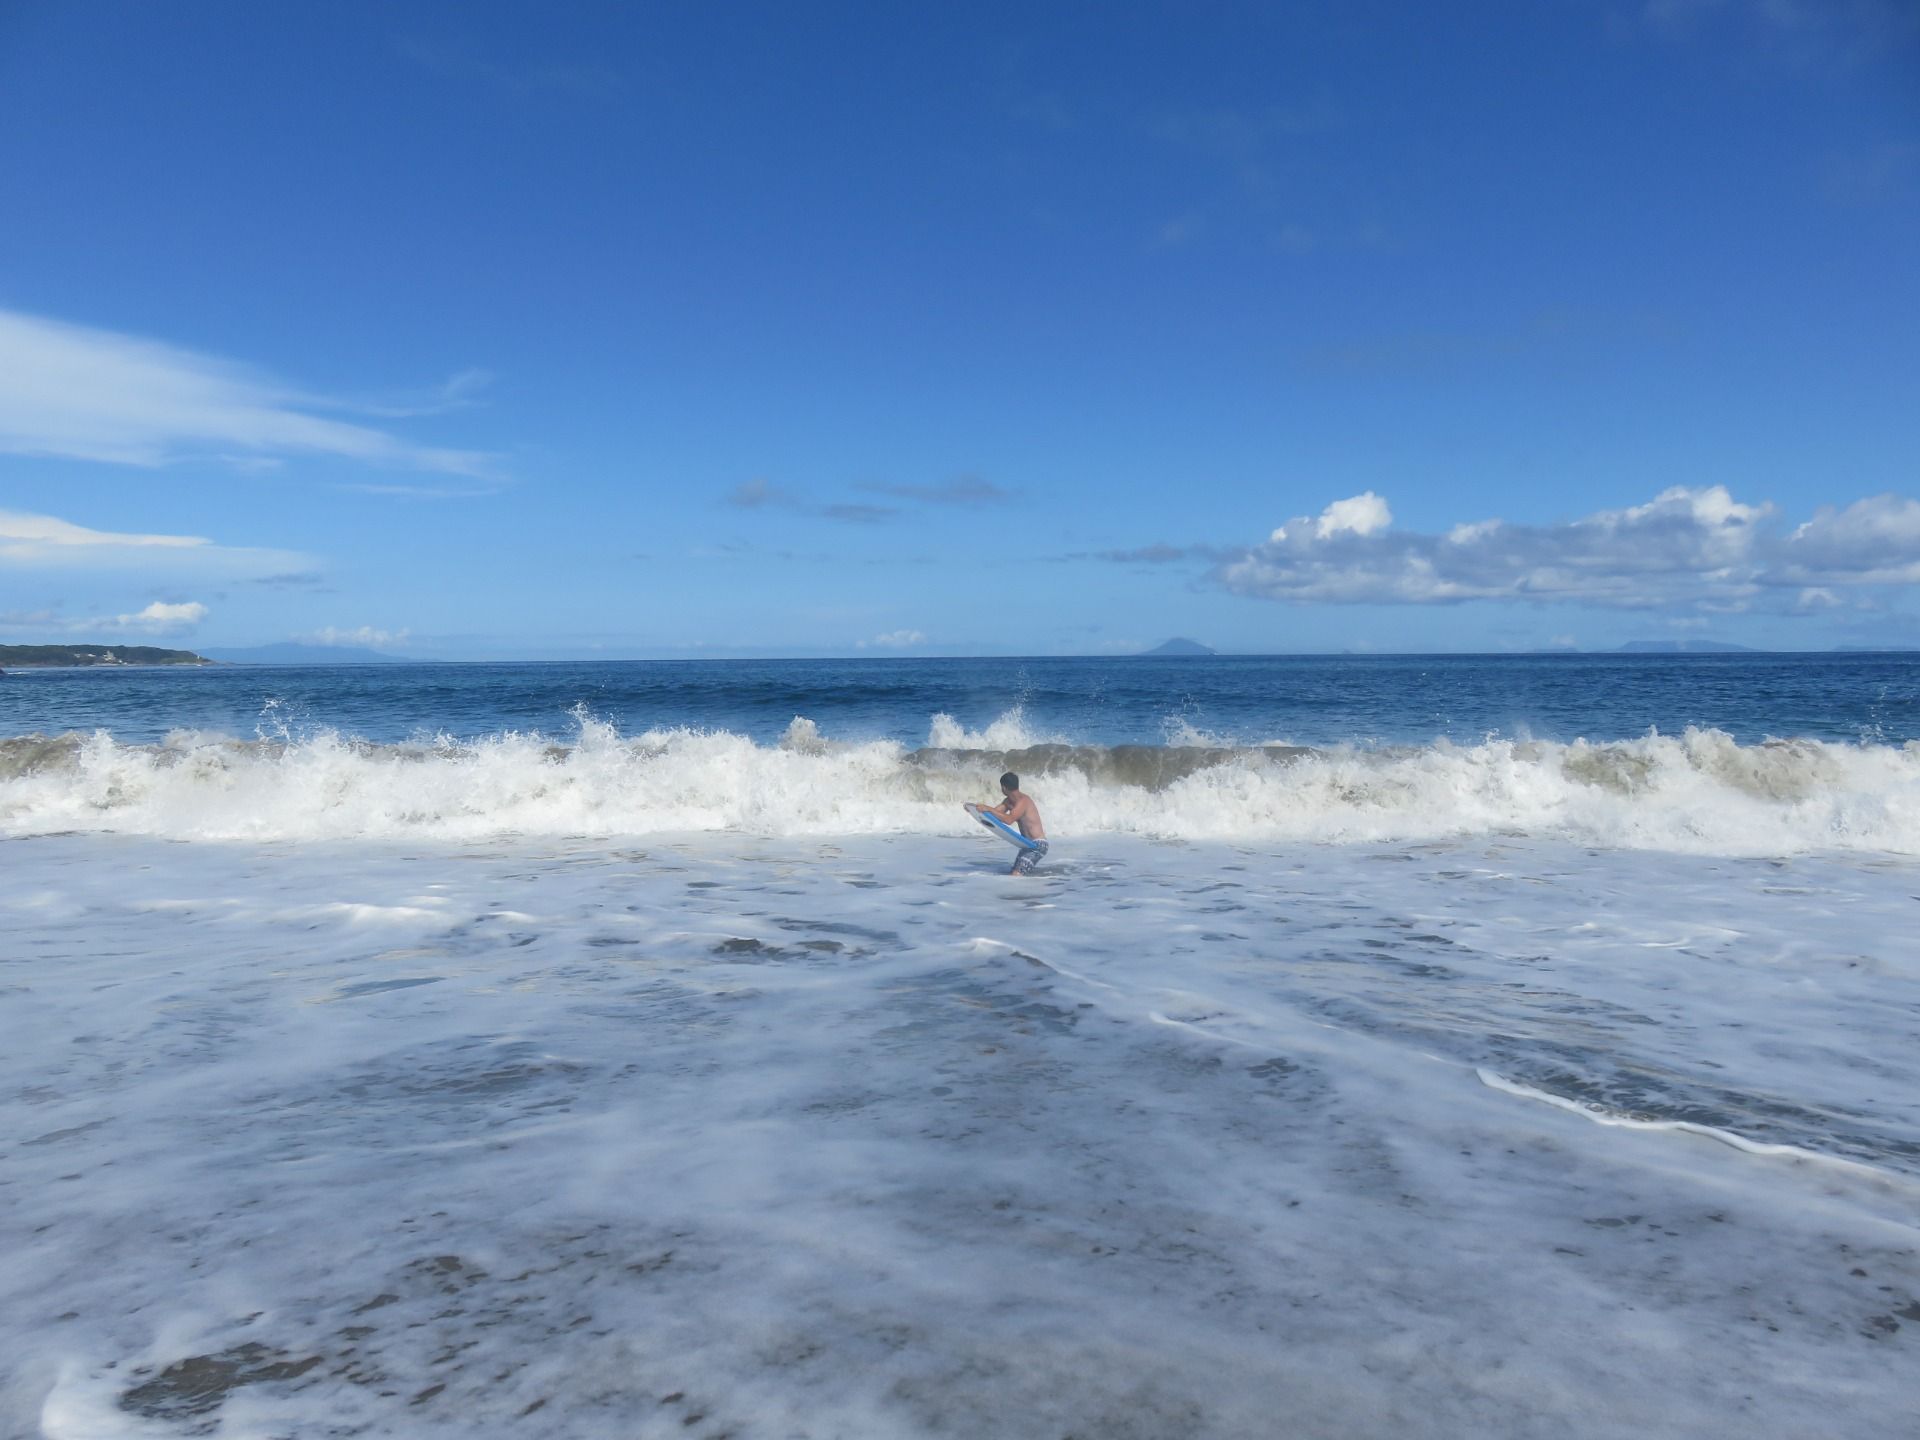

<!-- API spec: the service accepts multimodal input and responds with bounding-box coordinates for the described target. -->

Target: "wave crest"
[1,718,1916,853]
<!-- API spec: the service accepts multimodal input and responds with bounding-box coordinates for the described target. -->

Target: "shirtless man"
[966,771,1049,876]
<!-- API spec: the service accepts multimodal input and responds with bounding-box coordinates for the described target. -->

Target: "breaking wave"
[2,711,1917,853]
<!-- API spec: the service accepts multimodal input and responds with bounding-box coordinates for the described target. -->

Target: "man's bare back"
[967,771,1049,875]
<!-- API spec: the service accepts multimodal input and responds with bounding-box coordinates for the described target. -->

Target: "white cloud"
[303,625,410,649]
[1270,491,1392,543]
[113,601,208,633]
[1782,493,1920,584]
[1314,490,1392,538]
[0,508,311,578]
[0,509,206,554]
[0,598,210,638]
[0,308,498,477]
[857,629,927,649]
[1218,485,1920,611]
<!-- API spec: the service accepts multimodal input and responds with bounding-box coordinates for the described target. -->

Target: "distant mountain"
[1140,637,1217,656]
[0,643,213,667]
[200,643,417,665]
[1616,640,1754,654]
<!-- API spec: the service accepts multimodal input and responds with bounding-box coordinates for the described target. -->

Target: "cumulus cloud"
[1213,485,1919,612]
[1780,494,1920,584]
[1271,491,1392,542]
[857,629,927,649]
[0,308,499,477]
[113,601,208,632]
[0,508,314,579]
[1,598,211,637]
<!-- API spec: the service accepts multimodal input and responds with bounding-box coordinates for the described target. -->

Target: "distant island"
[0,644,214,668]
[1141,637,1217,656]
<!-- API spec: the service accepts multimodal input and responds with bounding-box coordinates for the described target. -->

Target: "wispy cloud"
[725,474,1012,524]
[394,35,622,99]
[0,508,313,578]
[1824,139,1920,205]
[855,475,1013,506]
[0,309,500,478]
[1296,309,1676,379]
[856,629,927,649]
[1066,541,1237,566]
[344,368,495,420]
[1145,100,1347,220]
[301,625,410,650]
[1631,0,1919,62]
[337,479,507,500]
[1209,486,1920,612]
[725,479,802,510]
[1089,543,1206,565]
[723,479,899,524]
[0,510,205,553]
[818,502,895,524]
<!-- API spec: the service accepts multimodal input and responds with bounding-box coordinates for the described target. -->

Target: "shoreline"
[6,831,1916,1437]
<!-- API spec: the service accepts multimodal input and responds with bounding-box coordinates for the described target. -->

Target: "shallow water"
[5,831,1917,1438]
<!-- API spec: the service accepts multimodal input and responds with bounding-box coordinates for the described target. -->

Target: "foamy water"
[4,831,1917,1438]
[2,712,1917,854]
[4,656,1917,1436]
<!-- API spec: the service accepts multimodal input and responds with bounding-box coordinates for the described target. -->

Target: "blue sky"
[1,0,1916,657]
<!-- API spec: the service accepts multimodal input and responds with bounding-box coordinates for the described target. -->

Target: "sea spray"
[2,714,1917,852]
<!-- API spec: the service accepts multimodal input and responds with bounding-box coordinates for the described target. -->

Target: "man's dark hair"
[1000,771,1019,790]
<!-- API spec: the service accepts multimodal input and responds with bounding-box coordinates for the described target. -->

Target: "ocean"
[3,654,1918,1437]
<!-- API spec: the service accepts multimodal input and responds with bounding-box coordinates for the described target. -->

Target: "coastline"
[0,644,215,669]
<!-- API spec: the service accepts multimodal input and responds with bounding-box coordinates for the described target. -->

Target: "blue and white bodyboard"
[970,805,1041,851]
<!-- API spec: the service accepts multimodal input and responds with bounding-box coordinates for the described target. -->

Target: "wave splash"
[2,710,1917,852]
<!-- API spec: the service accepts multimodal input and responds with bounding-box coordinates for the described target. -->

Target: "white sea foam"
[1475,1069,1906,1177]
[4,832,1917,1437]
[924,704,1055,749]
[3,714,1917,853]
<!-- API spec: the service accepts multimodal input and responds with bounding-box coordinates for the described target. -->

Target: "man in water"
[967,771,1049,876]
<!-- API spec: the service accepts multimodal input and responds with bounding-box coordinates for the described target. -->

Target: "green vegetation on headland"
[0,644,214,668]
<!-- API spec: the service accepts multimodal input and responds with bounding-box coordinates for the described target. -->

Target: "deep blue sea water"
[3,652,1916,748]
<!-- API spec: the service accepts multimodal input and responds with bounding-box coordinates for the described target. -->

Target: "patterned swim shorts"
[1011,840,1049,876]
